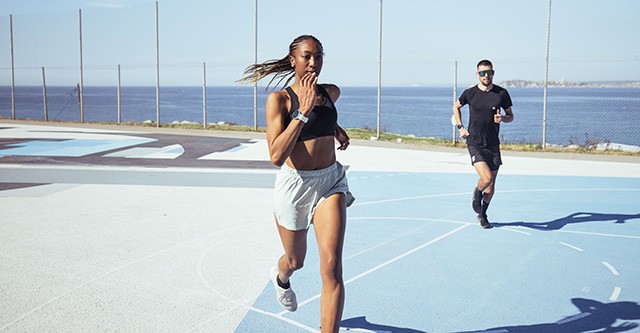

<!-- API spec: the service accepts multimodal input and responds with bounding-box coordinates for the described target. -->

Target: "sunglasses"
[478,70,495,77]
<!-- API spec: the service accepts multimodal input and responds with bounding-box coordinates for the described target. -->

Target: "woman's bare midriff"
[285,136,336,170]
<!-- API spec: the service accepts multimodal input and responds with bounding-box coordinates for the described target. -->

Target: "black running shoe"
[472,187,483,214]
[477,214,493,229]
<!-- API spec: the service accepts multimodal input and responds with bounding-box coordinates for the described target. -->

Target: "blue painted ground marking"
[0,138,155,157]
[236,171,640,332]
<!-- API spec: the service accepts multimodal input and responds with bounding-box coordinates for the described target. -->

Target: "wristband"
[291,110,308,124]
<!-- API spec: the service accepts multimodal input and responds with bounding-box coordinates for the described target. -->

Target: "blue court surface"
[1,122,639,332]
[238,171,640,332]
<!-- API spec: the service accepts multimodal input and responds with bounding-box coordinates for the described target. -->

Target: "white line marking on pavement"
[287,224,470,315]
[602,261,620,276]
[559,242,584,252]
[351,188,640,208]
[197,227,320,333]
[557,229,640,240]
[502,227,531,235]
[343,224,430,261]
[0,223,255,331]
[352,192,468,206]
[610,287,622,301]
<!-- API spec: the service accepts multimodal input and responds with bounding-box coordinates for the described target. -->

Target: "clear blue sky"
[0,0,638,87]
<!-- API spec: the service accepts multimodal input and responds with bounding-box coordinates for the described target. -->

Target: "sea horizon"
[1,85,638,150]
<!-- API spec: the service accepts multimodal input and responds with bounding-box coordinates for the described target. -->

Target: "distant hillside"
[498,80,640,88]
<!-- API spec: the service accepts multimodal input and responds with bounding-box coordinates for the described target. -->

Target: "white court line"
[610,287,622,301]
[0,221,261,332]
[501,227,531,235]
[351,187,640,208]
[499,188,640,194]
[351,192,468,207]
[286,224,470,315]
[349,216,469,226]
[602,261,620,276]
[557,229,640,240]
[559,242,584,252]
[343,224,430,261]
[197,229,319,333]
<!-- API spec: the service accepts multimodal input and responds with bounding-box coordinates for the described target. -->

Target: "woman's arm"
[265,91,302,166]
[266,74,318,166]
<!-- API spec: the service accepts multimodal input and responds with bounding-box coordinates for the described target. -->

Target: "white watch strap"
[293,111,308,123]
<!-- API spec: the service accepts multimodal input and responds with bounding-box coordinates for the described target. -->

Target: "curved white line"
[1,220,264,331]
[602,261,620,275]
[1,234,215,331]
[196,232,319,333]
[610,287,622,301]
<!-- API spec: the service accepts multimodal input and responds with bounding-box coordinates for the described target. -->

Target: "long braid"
[238,35,323,90]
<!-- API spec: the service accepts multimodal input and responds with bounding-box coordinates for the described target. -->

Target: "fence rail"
[1,0,638,149]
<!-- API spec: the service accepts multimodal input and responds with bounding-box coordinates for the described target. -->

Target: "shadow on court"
[492,212,640,231]
[340,316,426,333]
[456,298,640,333]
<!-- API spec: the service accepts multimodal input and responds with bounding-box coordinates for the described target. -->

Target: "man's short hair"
[477,59,493,68]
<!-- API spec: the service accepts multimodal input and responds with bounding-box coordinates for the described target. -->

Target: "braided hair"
[238,35,323,90]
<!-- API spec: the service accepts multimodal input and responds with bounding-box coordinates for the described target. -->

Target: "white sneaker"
[270,266,297,312]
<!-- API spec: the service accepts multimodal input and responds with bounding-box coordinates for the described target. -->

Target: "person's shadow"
[342,299,639,333]
[340,316,426,332]
[456,298,640,333]
[492,212,640,231]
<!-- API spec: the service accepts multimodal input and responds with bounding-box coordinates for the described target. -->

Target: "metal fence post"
[117,64,121,124]
[42,67,48,121]
[155,1,160,127]
[10,14,16,120]
[542,0,552,149]
[253,0,258,131]
[79,9,85,123]
[452,61,458,145]
[203,62,207,129]
[376,0,382,140]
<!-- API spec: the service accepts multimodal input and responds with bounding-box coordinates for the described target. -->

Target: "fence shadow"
[492,212,640,231]
[455,298,640,333]
[340,316,427,333]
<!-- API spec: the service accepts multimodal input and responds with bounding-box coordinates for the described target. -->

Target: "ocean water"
[1,86,638,147]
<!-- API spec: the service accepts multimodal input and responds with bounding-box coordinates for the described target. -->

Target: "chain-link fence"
[1,0,638,149]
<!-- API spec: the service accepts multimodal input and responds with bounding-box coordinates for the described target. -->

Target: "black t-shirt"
[458,85,512,147]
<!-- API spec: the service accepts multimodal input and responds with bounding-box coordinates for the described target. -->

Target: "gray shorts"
[273,161,349,231]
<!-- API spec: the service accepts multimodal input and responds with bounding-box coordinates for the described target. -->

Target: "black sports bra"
[284,85,338,141]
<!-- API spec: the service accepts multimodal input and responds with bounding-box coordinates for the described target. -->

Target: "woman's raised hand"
[298,73,317,115]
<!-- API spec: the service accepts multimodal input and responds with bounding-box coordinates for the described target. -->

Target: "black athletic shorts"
[467,145,502,171]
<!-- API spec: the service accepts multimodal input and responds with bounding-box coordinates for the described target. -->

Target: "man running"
[452,59,514,228]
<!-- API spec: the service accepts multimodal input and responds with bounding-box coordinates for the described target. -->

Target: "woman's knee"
[284,255,305,271]
[319,256,343,282]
